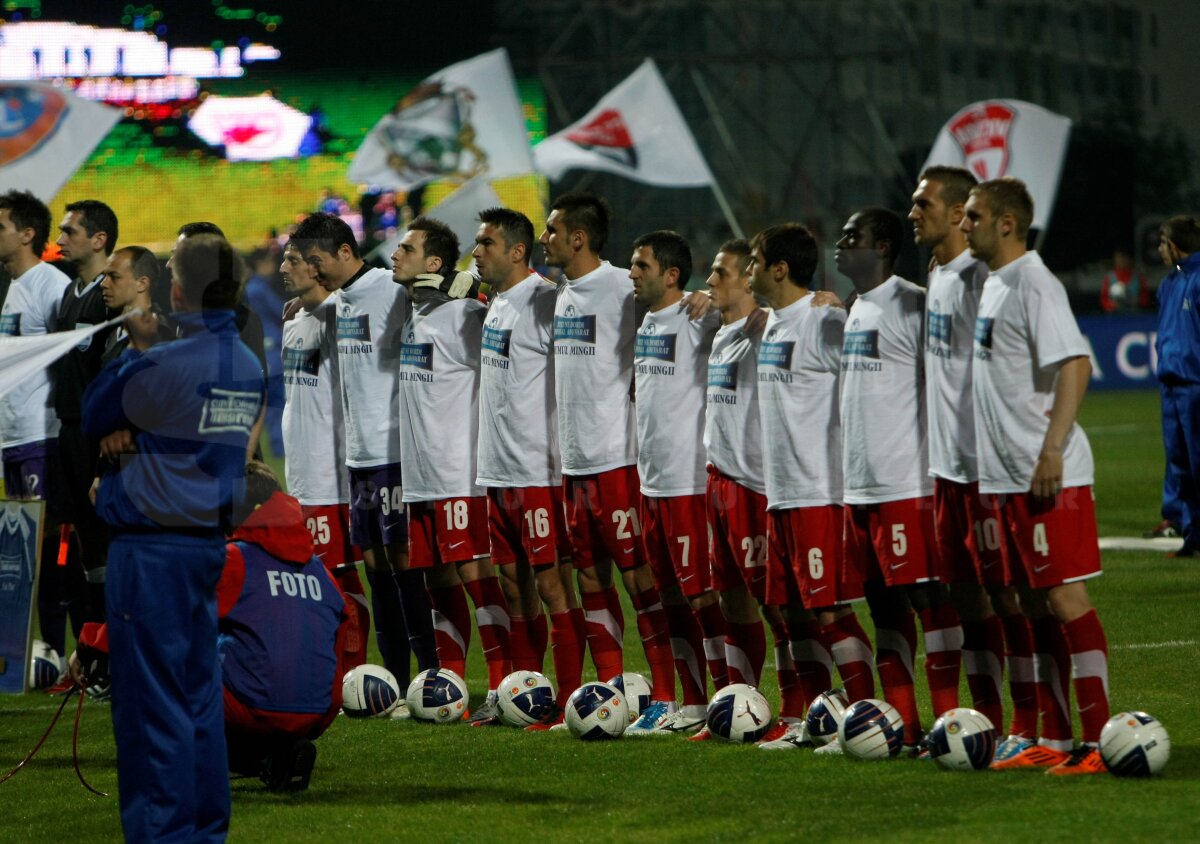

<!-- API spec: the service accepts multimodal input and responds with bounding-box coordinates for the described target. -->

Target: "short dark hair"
[551,192,612,253]
[855,207,905,266]
[970,178,1035,237]
[171,233,245,310]
[717,237,752,271]
[65,200,119,255]
[115,245,161,290]
[234,460,282,526]
[751,223,818,286]
[918,166,978,208]
[289,212,359,259]
[177,221,225,239]
[478,207,534,259]
[0,190,51,255]
[1162,215,1200,255]
[408,216,460,270]
[632,230,692,289]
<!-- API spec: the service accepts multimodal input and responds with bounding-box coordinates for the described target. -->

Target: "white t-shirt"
[758,296,845,509]
[972,251,1095,494]
[0,262,70,449]
[840,275,932,504]
[476,274,562,488]
[281,296,347,506]
[398,297,486,501]
[925,249,990,484]
[635,305,718,497]
[704,315,765,494]
[334,267,409,469]
[553,261,638,476]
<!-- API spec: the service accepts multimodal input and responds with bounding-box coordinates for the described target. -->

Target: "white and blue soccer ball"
[927,708,996,771]
[565,682,629,741]
[405,668,469,724]
[706,683,773,743]
[28,640,63,691]
[606,672,652,723]
[496,670,556,727]
[1100,711,1171,777]
[341,664,401,718]
[805,688,850,747]
[839,698,905,760]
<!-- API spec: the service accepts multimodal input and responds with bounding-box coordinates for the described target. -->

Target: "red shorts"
[300,503,360,571]
[639,494,711,598]
[486,486,570,567]
[223,686,337,742]
[934,479,1009,586]
[406,497,490,568]
[997,487,1101,590]
[706,468,768,601]
[766,505,862,608]
[563,466,646,571]
[844,496,938,587]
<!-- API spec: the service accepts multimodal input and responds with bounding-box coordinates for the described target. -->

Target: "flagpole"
[709,179,744,239]
[688,68,743,238]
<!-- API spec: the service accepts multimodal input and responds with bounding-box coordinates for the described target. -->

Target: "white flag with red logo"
[533,59,714,187]
[921,99,1071,230]
[0,82,121,201]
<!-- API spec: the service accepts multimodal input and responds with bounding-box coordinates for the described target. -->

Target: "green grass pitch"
[1,390,1197,842]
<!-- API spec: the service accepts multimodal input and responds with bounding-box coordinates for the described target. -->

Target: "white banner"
[0,317,124,401]
[371,176,504,269]
[348,48,533,192]
[921,99,1071,230]
[188,94,312,162]
[0,82,122,201]
[533,59,714,188]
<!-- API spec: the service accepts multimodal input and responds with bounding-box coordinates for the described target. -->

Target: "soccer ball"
[706,683,773,743]
[28,640,63,690]
[565,682,629,740]
[805,688,850,747]
[1100,711,1171,777]
[341,664,401,718]
[405,668,469,724]
[839,699,905,760]
[606,672,652,722]
[496,670,556,727]
[926,708,997,771]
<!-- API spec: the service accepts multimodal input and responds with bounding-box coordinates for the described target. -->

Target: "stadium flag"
[533,59,714,187]
[0,316,124,401]
[921,99,1071,231]
[348,48,534,191]
[367,176,504,269]
[0,82,122,201]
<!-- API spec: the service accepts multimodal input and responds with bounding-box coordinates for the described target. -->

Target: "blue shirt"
[1156,252,1200,385]
[83,309,265,532]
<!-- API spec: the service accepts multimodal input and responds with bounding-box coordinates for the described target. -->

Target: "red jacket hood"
[231,492,315,565]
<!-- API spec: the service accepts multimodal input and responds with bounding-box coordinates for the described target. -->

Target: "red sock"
[875,609,921,738]
[530,611,549,666]
[788,618,833,717]
[961,616,1004,732]
[695,600,729,691]
[918,602,963,718]
[509,616,541,672]
[1032,616,1074,749]
[664,603,707,707]
[570,607,587,666]
[334,568,370,670]
[604,583,625,639]
[763,614,800,719]
[631,587,675,701]
[1001,613,1038,738]
[582,589,623,679]
[429,583,470,680]
[725,620,766,686]
[823,612,876,702]
[549,610,583,707]
[462,578,511,690]
[1062,610,1110,743]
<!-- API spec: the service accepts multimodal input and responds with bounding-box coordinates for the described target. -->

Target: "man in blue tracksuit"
[1155,216,1200,558]
[84,233,264,843]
